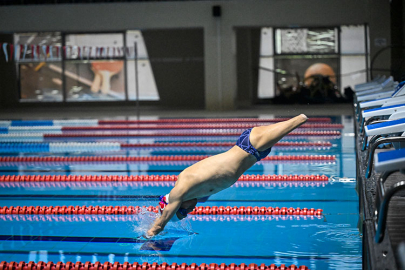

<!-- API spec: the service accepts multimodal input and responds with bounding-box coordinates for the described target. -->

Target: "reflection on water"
[0,116,360,269]
[130,208,198,263]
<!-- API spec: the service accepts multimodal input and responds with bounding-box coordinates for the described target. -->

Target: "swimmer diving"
[145,114,308,238]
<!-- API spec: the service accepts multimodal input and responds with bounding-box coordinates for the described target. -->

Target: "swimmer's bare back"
[146,114,307,237]
[179,146,254,195]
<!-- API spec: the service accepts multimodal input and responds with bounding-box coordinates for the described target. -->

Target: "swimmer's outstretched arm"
[146,192,182,238]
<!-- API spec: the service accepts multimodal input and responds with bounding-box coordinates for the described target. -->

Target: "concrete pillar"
[204,18,222,111]
[204,9,237,111]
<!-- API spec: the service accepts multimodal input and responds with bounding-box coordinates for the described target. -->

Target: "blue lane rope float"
[0,123,342,134]
[0,117,332,127]
[0,119,99,127]
[0,142,120,153]
[0,131,340,142]
[0,141,332,153]
[0,142,49,153]
[10,120,54,126]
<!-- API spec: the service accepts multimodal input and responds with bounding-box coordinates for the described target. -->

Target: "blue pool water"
[0,116,360,269]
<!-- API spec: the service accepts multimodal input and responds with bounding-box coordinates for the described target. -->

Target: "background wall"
[0,0,393,110]
[390,0,405,82]
[236,28,261,108]
[143,29,205,108]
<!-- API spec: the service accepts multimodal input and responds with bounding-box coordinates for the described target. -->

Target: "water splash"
[132,208,160,237]
[132,208,198,239]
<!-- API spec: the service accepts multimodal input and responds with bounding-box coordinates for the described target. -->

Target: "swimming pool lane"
[0,116,360,270]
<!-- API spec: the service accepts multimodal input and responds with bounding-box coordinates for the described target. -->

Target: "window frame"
[257,24,369,100]
[15,30,159,104]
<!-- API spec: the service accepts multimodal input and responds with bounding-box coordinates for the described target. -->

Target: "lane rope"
[0,214,321,223]
[0,174,329,182]
[99,117,331,123]
[44,130,341,138]
[121,141,333,148]
[0,131,340,142]
[0,205,323,216]
[0,117,331,127]
[0,141,333,153]
[0,155,336,164]
[0,181,329,188]
[0,262,310,270]
[1,123,343,133]
[61,123,343,131]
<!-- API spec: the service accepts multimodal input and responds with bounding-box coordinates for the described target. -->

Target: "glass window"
[19,62,63,102]
[65,60,126,101]
[15,32,63,102]
[258,57,275,99]
[341,56,367,89]
[275,28,338,54]
[340,25,368,89]
[15,32,62,62]
[275,55,339,90]
[65,33,125,101]
[14,30,185,104]
[258,25,368,100]
[340,25,366,54]
[126,30,160,101]
[65,33,124,59]
[258,28,275,98]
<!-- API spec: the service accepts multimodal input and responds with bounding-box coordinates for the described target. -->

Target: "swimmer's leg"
[250,114,308,151]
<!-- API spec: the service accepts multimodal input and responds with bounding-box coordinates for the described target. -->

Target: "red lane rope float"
[44,131,341,138]
[0,155,335,164]
[121,141,333,148]
[62,123,343,131]
[0,174,329,182]
[0,214,321,223]
[99,117,331,124]
[192,215,321,222]
[0,205,323,216]
[0,181,329,188]
[0,262,310,270]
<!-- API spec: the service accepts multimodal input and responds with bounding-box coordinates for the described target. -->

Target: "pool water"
[0,116,360,270]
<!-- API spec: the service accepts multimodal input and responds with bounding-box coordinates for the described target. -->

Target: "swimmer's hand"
[137,232,154,240]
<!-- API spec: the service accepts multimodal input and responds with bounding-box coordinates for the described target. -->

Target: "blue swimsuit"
[236,128,271,161]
